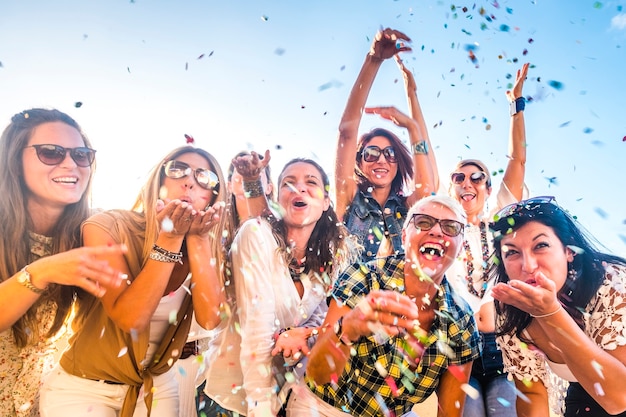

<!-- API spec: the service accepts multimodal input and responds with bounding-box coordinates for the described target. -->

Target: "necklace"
[288,256,306,283]
[463,222,490,299]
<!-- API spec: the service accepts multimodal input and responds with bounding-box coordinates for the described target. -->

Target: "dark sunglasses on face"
[410,213,464,237]
[450,171,487,185]
[162,160,219,190]
[25,144,96,167]
[361,145,397,163]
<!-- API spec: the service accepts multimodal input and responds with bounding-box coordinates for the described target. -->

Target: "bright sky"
[1,0,625,253]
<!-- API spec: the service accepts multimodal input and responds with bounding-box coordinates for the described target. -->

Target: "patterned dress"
[0,233,59,417]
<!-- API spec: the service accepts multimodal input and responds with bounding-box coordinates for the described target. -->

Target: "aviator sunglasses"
[410,213,464,237]
[450,171,487,185]
[163,160,219,190]
[24,144,96,167]
[361,145,397,163]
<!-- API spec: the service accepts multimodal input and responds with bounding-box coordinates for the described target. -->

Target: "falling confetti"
[594,207,609,219]
[261,15,269,21]
[184,133,194,144]
[74,101,83,108]
[274,48,286,56]
[547,80,564,90]
[559,121,571,128]
[583,127,594,134]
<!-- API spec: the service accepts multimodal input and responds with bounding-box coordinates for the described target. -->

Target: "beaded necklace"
[463,221,490,298]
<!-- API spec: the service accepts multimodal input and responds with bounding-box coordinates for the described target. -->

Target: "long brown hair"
[0,108,95,348]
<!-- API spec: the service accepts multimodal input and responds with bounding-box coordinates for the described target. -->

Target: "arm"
[501,62,529,201]
[0,245,127,332]
[186,202,226,330]
[492,270,626,414]
[396,56,440,200]
[231,150,272,220]
[335,28,412,220]
[436,363,473,417]
[84,201,194,333]
[513,376,550,417]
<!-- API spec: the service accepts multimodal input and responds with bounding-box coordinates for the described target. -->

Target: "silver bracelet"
[149,244,183,264]
[412,141,429,155]
[530,304,562,318]
[243,179,264,198]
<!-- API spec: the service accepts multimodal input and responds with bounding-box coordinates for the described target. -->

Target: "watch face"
[17,271,27,284]
[333,318,342,336]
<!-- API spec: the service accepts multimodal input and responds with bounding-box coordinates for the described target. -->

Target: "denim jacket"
[343,190,407,261]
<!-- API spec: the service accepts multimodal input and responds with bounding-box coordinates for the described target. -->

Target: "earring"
[567,263,578,282]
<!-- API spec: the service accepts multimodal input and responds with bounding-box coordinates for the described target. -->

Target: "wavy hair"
[0,108,95,348]
[272,158,360,290]
[355,128,413,196]
[491,200,626,339]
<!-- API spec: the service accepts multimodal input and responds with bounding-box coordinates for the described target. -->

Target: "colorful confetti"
[547,80,564,90]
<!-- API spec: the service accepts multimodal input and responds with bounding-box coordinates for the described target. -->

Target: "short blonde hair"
[403,195,466,229]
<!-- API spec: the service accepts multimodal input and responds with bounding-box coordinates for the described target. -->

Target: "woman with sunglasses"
[335,28,438,261]
[40,145,229,417]
[0,108,127,417]
[298,195,480,417]
[490,197,626,416]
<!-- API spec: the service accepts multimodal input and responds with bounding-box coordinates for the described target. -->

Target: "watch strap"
[18,266,47,294]
[509,97,526,116]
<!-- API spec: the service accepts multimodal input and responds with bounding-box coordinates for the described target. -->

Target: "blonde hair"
[403,194,467,229]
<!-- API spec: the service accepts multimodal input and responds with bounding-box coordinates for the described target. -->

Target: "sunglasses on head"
[450,171,487,185]
[361,145,397,163]
[492,196,558,223]
[163,160,219,190]
[25,144,96,167]
[410,213,464,237]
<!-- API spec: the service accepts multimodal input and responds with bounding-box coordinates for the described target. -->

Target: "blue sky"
[1,0,625,253]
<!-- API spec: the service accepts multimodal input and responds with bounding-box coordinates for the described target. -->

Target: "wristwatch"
[509,97,526,116]
[17,266,46,294]
[333,316,353,346]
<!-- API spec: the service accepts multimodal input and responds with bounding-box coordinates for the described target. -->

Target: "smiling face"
[22,121,91,212]
[160,152,216,211]
[451,163,491,220]
[402,201,464,282]
[277,161,330,231]
[499,221,571,290]
[358,135,398,189]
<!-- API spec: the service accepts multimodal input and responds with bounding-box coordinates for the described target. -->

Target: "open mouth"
[419,243,445,259]
[460,192,476,202]
[53,176,78,184]
[293,199,307,208]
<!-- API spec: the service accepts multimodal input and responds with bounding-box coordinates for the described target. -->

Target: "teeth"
[419,244,444,257]
[53,177,77,184]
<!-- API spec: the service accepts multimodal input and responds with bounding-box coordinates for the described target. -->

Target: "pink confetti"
[185,134,194,144]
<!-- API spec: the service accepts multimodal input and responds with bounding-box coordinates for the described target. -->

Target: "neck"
[235,194,252,220]
[466,212,481,225]
[27,200,63,235]
[285,226,314,260]
[403,261,441,306]
[369,184,392,207]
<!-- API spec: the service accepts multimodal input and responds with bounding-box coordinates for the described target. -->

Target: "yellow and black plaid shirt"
[310,255,480,417]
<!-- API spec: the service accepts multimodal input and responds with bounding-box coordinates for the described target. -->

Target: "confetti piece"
[74,101,83,108]
[184,133,194,144]
[461,383,480,399]
[261,15,269,21]
[497,397,511,407]
[274,48,286,56]
[197,53,205,59]
[583,127,594,134]
[623,136,626,142]
[559,121,571,127]
[447,365,466,381]
[594,207,609,219]
[593,2,603,9]
[547,80,564,90]
[118,347,128,357]
[499,24,510,32]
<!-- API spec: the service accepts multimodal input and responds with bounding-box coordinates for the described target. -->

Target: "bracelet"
[243,179,264,199]
[412,141,429,155]
[17,265,48,294]
[149,244,183,264]
[530,304,562,318]
[509,96,526,116]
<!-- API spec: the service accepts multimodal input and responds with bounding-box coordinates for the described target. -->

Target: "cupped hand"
[506,62,530,101]
[369,28,412,61]
[491,271,561,317]
[341,290,420,343]
[364,106,417,129]
[232,150,271,181]
[156,199,195,235]
[31,244,128,298]
[187,201,225,238]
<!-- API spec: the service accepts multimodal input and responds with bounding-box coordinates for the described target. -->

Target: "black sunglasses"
[450,171,487,185]
[410,213,464,237]
[163,160,219,190]
[361,145,397,163]
[25,144,96,167]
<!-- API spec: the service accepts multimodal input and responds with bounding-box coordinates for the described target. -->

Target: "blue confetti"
[548,80,564,90]
[583,127,594,134]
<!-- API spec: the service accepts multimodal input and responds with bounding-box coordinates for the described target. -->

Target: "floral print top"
[0,232,58,417]
[497,263,626,415]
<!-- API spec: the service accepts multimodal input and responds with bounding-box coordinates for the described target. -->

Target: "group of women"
[1,27,625,417]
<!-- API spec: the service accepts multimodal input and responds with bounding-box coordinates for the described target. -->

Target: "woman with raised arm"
[335,28,437,261]
[40,145,229,417]
[0,108,126,417]
[490,197,626,416]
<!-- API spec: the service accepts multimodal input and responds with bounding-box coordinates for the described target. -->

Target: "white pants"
[40,366,179,417]
[172,355,205,417]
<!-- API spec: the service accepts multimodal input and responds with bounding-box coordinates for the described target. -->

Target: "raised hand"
[187,201,225,238]
[491,270,561,317]
[506,62,530,101]
[232,150,271,181]
[364,105,417,130]
[368,28,412,61]
[156,199,195,235]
